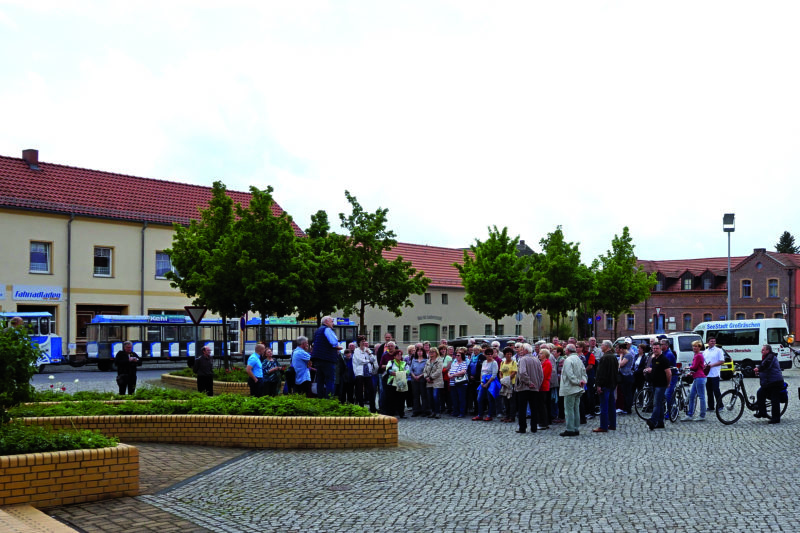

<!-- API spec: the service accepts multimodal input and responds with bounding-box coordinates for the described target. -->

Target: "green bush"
[9,394,373,418]
[0,422,119,455]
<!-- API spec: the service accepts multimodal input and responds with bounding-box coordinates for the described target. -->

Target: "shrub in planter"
[0,422,119,455]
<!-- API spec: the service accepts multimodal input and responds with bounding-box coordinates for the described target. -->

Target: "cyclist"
[754,345,784,424]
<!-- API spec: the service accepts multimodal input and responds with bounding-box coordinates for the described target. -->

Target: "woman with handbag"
[409,345,429,416]
[498,347,517,422]
[681,340,707,421]
[423,347,445,418]
[386,350,408,418]
[474,348,498,421]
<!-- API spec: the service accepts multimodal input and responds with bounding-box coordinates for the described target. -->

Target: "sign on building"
[12,285,64,301]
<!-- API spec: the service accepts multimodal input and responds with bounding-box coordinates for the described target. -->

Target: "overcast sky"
[2,1,798,264]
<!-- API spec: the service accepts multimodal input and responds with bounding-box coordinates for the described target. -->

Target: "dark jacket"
[115,350,141,377]
[757,350,783,386]
[595,351,619,388]
[193,354,214,377]
[312,325,339,364]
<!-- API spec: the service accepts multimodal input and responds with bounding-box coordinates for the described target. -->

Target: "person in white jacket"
[559,344,588,437]
[352,337,378,413]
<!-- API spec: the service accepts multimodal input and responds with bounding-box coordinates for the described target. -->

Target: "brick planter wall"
[21,415,398,449]
[0,444,138,508]
[160,374,252,395]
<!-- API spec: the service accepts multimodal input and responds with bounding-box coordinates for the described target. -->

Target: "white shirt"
[352,347,377,378]
[703,346,725,378]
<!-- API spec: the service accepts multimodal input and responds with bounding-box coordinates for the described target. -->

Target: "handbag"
[394,370,408,391]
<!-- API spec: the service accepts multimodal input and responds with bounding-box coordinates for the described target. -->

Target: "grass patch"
[169,366,251,382]
[0,422,119,455]
[9,394,373,418]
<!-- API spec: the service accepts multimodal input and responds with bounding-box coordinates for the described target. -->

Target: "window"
[774,312,784,319]
[372,325,381,343]
[402,325,410,343]
[387,325,396,340]
[459,325,468,337]
[735,312,746,320]
[496,325,504,335]
[683,313,692,331]
[626,314,635,331]
[515,324,522,335]
[441,293,448,305]
[754,313,765,319]
[424,293,432,305]
[768,279,779,298]
[702,274,713,290]
[156,251,177,279]
[484,324,492,335]
[605,315,614,331]
[703,313,712,323]
[741,279,752,298]
[448,325,455,339]
[655,274,665,291]
[93,247,113,277]
[682,276,693,290]
[30,242,51,273]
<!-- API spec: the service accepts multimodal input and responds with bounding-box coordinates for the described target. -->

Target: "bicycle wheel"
[765,397,789,418]
[669,388,682,423]
[716,390,745,425]
[794,353,800,369]
[635,388,652,421]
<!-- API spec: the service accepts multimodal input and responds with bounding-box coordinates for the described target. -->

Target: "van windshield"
[767,327,789,346]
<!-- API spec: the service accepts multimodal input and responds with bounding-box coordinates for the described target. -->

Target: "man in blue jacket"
[313,315,342,399]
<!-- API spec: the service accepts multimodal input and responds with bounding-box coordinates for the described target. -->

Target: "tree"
[295,210,351,324]
[338,191,430,335]
[0,322,41,422]
[455,226,526,333]
[522,226,595,336]
[593,227,657,339]
[776,231,798,254]
[237,186,309,339]
[166,181,251,369]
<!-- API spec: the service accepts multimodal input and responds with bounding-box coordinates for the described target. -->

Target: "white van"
[693,318,792,371]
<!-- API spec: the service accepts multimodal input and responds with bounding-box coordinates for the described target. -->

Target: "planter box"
[21,414,398,449]
[0,444,138,508]
[160,374,252,395]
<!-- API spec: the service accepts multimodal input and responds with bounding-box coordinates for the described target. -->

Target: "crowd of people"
[240,322,786,434]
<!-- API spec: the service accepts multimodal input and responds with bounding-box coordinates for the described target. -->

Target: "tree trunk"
[359,301,367,336]
[494,317,499,336]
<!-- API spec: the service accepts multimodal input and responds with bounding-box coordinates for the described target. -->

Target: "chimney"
[754,248,766,254]
[22,149,40,170]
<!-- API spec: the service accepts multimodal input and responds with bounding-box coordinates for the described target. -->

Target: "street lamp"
[723,213,735,320]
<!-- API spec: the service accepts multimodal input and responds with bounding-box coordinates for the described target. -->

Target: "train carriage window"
[147,325,161,342]
[163,325,178,342]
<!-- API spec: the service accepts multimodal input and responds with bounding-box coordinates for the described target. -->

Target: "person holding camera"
[353,336,378,412]
[115,341,141,395]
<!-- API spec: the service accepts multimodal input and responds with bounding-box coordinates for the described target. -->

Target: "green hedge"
[10,394,373,418]
[0,422,119,455]
[32,387,206,403]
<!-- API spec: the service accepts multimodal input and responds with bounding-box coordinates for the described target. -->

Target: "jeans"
[649,386,666,426]
[378,374,387,412]
[197,375,214,396]
[620,374,634,413]
[247,377,264,398]
[705,376,723,411]
[665,373,679,414]
[551,387,559,419]
[517,390,537,431]
[450,382,467,417]
[355,376,376,412]
[476,384,496,417]
[564,393,581,433]
[427,387,442,414]
[687,377,706,417]
[599,387,617,430]
[314,360,336,399]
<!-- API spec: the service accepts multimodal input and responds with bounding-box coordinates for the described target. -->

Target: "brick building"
[600,250,800,338]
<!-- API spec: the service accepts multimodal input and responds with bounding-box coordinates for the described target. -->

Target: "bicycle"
[634,383,654,421]
[792,347,800,369]
[669,369,697,423]
[715,370,788,425]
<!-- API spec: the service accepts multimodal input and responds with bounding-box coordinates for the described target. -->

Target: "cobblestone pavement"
[47,371,800,532]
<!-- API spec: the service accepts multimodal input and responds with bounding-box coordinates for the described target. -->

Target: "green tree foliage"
[776,231,798,254]
[522,226,595,335]
[236,186,308,337]
[338,191,430,334]
[295,210,351,324]
[455,226,526,332]
[593,227,657,339]
[0,323,41,422]
[166,181,251,368]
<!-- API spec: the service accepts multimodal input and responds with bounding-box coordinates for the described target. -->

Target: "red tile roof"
[638,256,748,278]
[384,242,468,288]
[763,252,800,269]
[0,152,305,236]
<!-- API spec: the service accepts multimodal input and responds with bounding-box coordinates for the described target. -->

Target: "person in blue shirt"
[661,339,679,420]
[292,336,313,397]
[245,344,265,398]
[312,316,342,399]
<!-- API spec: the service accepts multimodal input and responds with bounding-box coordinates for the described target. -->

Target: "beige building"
[2,149,559,363]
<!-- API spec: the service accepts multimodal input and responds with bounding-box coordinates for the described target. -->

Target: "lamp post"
[723,213,735,320]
